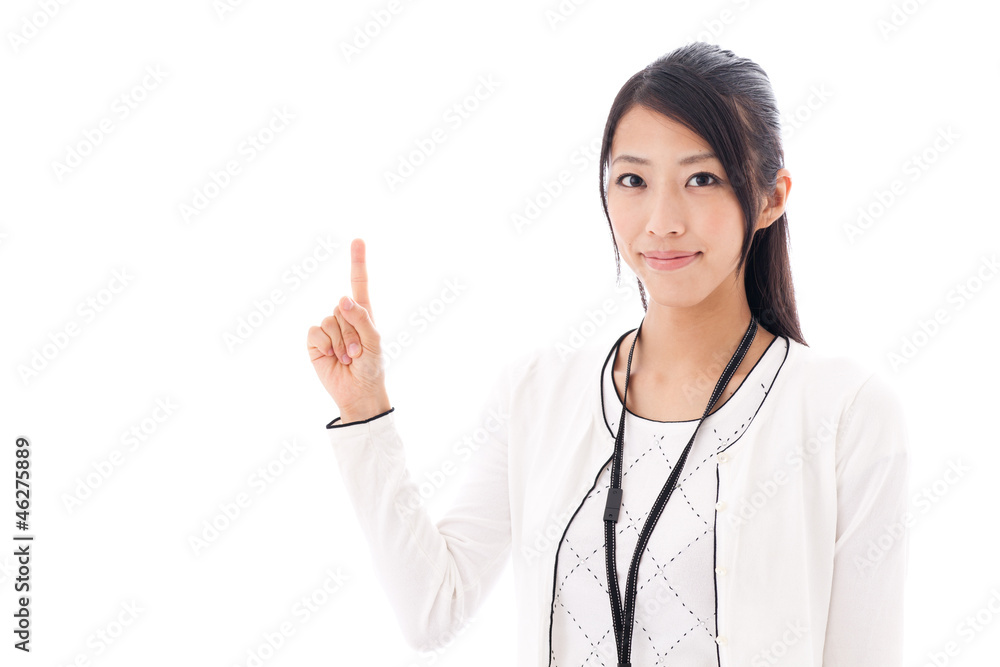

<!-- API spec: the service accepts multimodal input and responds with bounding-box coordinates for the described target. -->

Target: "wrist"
[339,393,391,424]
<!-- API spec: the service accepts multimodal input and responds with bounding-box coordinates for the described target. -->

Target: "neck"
[632,290,757,384]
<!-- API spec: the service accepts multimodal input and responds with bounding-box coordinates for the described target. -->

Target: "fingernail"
[341,354,351,364]
[342,297,354,310]
[348,343,360,356]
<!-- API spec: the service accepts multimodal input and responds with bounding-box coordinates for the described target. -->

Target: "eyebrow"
[611,151,718,167]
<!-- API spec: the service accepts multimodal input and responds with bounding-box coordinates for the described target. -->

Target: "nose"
[644,183,687,236]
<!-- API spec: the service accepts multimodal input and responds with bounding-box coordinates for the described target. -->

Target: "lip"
[643,250,698,260]
[643,252,700,271]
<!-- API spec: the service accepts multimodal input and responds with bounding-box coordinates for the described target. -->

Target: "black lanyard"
[603,314,758,667]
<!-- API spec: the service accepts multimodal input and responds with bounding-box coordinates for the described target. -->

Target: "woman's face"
[607,104,763,309]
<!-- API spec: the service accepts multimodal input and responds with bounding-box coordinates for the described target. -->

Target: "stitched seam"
[838,371,879,447]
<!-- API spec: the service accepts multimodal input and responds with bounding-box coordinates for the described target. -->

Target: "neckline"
[601,327,786,429]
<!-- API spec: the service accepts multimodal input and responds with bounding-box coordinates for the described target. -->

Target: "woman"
[307,42,909,666]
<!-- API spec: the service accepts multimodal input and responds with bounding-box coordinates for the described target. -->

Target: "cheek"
[607,195,623,227]
[700,198,741,227]
[607,195,641,240]
[701,203,745,250]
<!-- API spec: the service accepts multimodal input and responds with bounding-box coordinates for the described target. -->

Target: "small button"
[715,566,727,576]
[716,635,727,645]
[716,501,727,511]
[717,452,729,464]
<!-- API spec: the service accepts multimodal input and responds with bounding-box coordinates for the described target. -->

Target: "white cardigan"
[326,328,910,666]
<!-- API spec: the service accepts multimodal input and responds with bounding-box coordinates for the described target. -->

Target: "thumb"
[339,296,379,347]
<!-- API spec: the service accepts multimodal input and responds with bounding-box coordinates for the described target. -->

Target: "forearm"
[328,408,511,651]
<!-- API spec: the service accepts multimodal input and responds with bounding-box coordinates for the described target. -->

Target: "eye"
[615,173,644,188]
[687,172,720,187]
[614,171,722,189]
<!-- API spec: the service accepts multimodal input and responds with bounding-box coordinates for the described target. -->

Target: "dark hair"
[599,41,807,346]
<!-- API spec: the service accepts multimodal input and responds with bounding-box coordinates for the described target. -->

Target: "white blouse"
[325,326,910,666]
[550,332,788,665]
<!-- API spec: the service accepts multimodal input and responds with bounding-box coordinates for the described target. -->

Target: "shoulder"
[501,329,626,399]
[782,337,908,456]
[780,337,896,408]
[783,338,871,391]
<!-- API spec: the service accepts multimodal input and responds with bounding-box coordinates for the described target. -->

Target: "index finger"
[350,238,373,323]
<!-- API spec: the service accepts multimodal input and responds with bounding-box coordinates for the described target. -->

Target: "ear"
[755,168,792,231]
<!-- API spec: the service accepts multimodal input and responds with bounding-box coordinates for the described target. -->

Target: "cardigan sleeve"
[822,370,911,666]
[326,361,516,652]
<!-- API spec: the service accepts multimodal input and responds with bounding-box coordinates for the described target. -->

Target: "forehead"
[611,105,711,155]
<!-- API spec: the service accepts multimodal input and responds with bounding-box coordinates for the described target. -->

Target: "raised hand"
[307,238,391,422]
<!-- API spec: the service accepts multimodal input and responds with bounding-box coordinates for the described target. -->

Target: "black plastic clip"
[604,487,623,522]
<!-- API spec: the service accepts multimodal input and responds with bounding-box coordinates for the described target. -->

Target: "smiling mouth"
[642,252,701,271]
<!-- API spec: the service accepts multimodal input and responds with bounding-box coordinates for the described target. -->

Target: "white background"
[2,0,998,665]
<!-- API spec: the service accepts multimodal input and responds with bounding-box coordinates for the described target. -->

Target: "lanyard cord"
[603,315,758,667]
